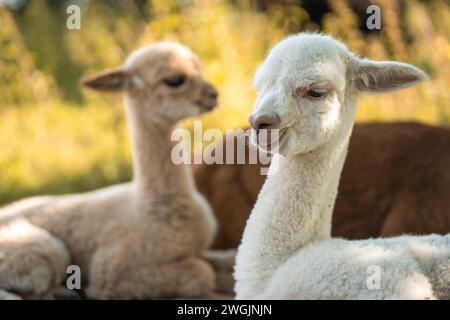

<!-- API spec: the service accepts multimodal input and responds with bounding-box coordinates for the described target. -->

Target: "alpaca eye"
[307,89,327,99]
[163,76,186,88]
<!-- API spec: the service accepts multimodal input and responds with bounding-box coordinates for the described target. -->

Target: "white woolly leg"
[0,219,70,297]
[0,289,22,300]
[86,245,216,299]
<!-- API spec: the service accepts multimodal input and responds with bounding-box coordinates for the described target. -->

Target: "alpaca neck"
[236,126,353,297]
[124,96,194,202]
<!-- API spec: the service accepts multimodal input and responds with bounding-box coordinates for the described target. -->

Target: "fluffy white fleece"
[234,33,450,300]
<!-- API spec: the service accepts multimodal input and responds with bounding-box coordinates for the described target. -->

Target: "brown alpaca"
[0,42,220,299]
[196,122,450,249]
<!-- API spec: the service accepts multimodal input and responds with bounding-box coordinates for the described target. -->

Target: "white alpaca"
[0,42,220,299]
[234,33,450,300]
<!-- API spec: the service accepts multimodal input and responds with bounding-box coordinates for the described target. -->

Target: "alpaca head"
[82,42,218,125]
[249,33,428,155]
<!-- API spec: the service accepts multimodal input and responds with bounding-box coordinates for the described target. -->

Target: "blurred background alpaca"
[0,1,449,248]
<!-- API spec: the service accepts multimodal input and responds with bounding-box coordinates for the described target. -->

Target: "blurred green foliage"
[0,0,449,205]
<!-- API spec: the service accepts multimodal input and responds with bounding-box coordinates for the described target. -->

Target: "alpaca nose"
[248,114,280,132]
[204,83,218,99]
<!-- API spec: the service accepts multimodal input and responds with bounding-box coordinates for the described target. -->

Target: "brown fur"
[196,122,450,249]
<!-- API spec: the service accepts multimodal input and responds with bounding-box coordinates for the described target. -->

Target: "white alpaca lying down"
[265,235,449,299]
[234,33,450,299]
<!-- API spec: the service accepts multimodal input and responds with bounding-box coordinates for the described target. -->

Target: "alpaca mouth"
[197,98,217,112]
[255,128,287,153]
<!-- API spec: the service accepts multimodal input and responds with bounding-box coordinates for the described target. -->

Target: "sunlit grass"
[0,0,449,205]
[0,101,131,205]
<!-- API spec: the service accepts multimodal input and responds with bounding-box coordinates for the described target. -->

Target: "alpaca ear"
[351,59,428,94]
[81,68,138,92]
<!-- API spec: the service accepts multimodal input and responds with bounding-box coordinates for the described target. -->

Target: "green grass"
[0,0,449,205]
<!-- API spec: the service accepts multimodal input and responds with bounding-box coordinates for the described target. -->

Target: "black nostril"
[204,84,218,99]
[210,87,218,97]
[209,90,218,99]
